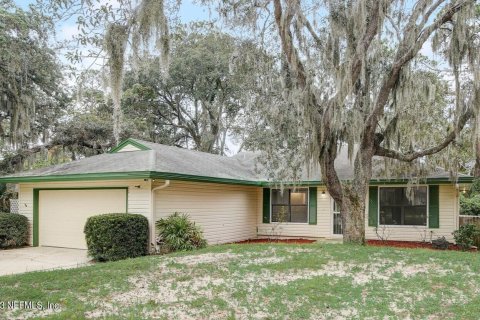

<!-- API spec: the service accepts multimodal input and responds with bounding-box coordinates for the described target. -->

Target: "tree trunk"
[474,115,480,177]
[320,131,375,244]
[474,138,480,178]
[340,190,366,244]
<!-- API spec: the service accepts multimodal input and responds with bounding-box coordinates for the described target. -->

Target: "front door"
[333,201,342,235]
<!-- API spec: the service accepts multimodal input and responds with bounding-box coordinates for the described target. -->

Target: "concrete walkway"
[0,247,92,276]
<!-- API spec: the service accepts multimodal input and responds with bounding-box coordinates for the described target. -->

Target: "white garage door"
[39,189,127,249]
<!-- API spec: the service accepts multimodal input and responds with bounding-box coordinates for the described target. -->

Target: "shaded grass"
[1,243,479,319]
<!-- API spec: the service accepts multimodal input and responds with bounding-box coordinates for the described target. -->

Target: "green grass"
[1,243,479,319]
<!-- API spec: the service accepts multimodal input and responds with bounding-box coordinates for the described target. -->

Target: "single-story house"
[0,138,472,249]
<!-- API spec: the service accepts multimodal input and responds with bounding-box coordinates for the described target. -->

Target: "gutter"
[150,180,170,248]
[0,171,473,186]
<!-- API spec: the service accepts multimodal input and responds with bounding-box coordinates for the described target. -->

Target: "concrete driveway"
[0,247,92,276]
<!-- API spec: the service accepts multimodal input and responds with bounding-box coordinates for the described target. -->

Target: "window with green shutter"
[262,188,270,223]
[270,188,309,223]
[368,186,378,227]
[428,185,439,228]
[308,187,317,225]
[379,186,427,226]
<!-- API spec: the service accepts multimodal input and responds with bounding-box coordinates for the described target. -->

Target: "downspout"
[150,180,170,249]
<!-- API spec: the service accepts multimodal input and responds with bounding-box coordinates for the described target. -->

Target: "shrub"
[468,220,480,248]
[84,213,149,261]
[0,213,28,249]
[452,224,480,251]
[155,213,207,253]
[460,195,480,216]
[431,236,450,250]
[466,178,480,196]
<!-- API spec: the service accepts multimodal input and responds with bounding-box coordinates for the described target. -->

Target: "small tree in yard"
[460,178,480,215]
[453,224,480,250]
[155,213,207,253]
[269,205,288,240]
[207,0,480,244]
[374,225,391,243]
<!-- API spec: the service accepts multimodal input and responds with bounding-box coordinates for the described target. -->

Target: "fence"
[9,199,19,214]
[459,215,480,227]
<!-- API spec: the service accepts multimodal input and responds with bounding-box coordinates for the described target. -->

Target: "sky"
[15,0,209,16]
[13,0,443,72]
[15,0,211,40]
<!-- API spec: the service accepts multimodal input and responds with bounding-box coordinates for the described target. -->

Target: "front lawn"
[1,243,479,319]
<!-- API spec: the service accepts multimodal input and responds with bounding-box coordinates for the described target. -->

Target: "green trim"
[0,170,473,187]
[262,181,324,187]
[368,186,378,227]
[0,171,151,183]
[0,171,262,186]
[262,188,270,223]
[261,177,473,186]
[151,172,263,186]
[33,187,129,190]
[32,187,129,247]
[109,138,151,153]
[428,185,440,228]
[33,189,39,246]
[308,187,317,225]
[0,171,153,183]
[162,173,457,188]
[368,177,474,185]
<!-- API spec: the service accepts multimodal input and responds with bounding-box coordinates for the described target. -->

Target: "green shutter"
[368,186,378,227]
[429,185,439,228]
[263,188,270,223]
[309,187,317,225]
[33,189,39,247]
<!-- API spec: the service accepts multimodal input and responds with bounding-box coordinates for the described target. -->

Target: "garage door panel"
[39,189,127,249]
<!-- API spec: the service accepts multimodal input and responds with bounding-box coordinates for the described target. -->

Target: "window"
[379,187,427,226]
[271,188,308,223]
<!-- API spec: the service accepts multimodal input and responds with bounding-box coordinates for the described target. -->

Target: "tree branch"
[296,10,323,48]
[365,0,473,134]
[349,0,383,85]
[273,0,308,89]
[374,108,473,162]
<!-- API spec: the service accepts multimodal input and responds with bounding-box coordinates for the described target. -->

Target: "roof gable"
[109,138,151,153]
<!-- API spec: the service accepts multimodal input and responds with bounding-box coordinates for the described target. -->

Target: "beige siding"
[18,184,34,244]
[365,185,459,242]
[257,187,336,239]
[18,179,152,246]
[256,185,459,241]
[116,144,142,152]
[18,178,460,247]
[155,180,258,244]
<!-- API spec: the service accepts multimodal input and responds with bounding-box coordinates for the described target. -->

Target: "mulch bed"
[233,238,477,251]
[234,238,316,244]
[367,239,477,252]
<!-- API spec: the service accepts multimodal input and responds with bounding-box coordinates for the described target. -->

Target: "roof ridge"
[131,138,237,160]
